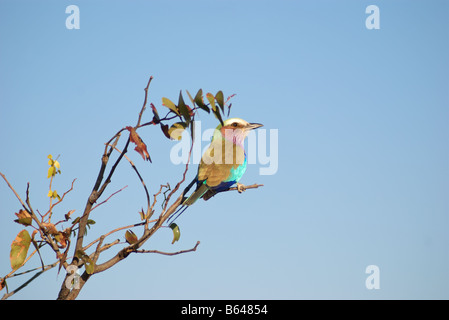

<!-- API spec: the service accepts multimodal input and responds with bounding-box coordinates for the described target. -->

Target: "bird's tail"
[167,205,189,225]
[167,180,209,224]
[182,183,209,206]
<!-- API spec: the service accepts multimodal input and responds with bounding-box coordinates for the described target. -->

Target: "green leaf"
[14,216,32,226]
[212,107,224,126]
[169,223,181,244]
[72,216,81,225]
[177,91,191,125]
[10,229,31,271]
[168,122,187,141]
[206,92,223,125]
[160,123,171,139]
[215,90,225,113]
[162,97,180,116]
[83,219,96,236]
[75,249,95,274]
[14,209,32,226]
[195,89,209,113]
[206,93,216,111]
[186,90,196,107]
[75,249,87,260]
[85,262,95,275]
[125,230,138,244]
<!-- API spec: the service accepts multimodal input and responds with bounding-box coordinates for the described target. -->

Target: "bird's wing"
[198,140,246,187]
[183,141,246,206]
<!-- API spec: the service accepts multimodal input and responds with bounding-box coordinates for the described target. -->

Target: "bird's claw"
[237,183,246,193]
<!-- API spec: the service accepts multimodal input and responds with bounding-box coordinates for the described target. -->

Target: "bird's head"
[214,118,263,146]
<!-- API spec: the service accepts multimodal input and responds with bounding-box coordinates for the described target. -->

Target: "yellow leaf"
[162,97,180,116]
[54,160,60,169]
[168,122,187,141]
[47,190,53,197]
[47,166,55,178]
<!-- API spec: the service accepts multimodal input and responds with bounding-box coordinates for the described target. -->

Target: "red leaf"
[150,103,160,123]
[186,105,195,117]
[126,126,152,162]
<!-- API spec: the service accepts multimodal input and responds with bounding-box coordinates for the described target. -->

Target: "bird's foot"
[236,183,246,193]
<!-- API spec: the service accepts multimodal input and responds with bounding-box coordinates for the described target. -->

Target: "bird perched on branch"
[168,118,263,223]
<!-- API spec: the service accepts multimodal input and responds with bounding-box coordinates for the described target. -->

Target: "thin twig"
[3,248,38,279]
[82,220,157,252]
[106,143,151,218]
[44,178,77,221]
[135,241,200,256]
[0,172,29,212]
[160,118,196,221]
[91,185,128,211]
[149,184,168,218]
[1,260,60,300]
[136,76,153,127]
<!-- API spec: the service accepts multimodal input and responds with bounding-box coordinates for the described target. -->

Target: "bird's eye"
[232,122,238,127]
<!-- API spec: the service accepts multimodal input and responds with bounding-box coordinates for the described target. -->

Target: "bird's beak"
[246,123,263,130]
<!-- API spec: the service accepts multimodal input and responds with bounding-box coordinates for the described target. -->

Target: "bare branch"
[1,260,60,301]
[82,220,156,252]
[135,241,200,256]
[106,143,151,219]
[44,178,77,222]
[149,184,169,220]
[90,185,128,212]
[0,172,29,212]
[92,194,183,275]
[136,75,153,127]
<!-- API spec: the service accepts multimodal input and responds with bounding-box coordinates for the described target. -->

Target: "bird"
[168,117,263,223]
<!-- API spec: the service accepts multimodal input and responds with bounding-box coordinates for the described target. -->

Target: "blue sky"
[1,0,448,299]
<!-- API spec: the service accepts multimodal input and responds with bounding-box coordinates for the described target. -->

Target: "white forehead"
[223,118,249,126]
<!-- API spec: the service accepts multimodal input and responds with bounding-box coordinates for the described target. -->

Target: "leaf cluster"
[160,89,233,142]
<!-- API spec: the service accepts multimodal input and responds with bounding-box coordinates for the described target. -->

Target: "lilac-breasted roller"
[169,118,263,222]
